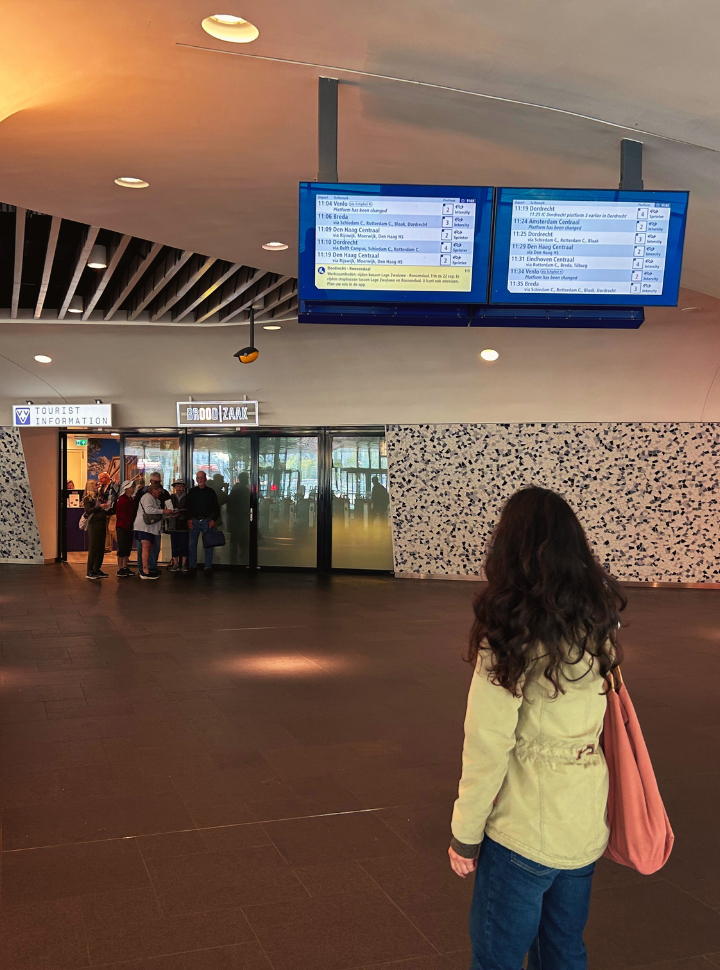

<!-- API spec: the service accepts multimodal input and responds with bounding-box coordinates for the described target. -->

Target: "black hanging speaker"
[234,307,259,364]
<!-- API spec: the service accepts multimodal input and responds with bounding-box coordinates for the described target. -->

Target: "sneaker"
[170,563,180,572]
[86,573,100,580]
[203,568,213,575]
[181,565,189,573]
[96,571,109,578]
[139,571,159,580]
[149,569,161,578]
[116,568,128,577]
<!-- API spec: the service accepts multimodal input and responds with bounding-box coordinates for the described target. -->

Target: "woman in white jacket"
[132,483,175,579]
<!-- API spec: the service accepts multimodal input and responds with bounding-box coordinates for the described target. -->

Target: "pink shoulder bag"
[601,667,674,875]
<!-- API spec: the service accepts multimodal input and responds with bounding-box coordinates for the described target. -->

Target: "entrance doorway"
[59,428,391,573]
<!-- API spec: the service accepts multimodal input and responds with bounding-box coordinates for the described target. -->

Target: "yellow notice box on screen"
[315,265,472,291]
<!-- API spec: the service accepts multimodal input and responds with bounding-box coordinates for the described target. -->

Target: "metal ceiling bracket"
[619,138,643,190]
[317,76,339,182]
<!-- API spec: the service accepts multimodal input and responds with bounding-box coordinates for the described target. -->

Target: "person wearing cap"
[115,480,137,578]
[168,479,190,573]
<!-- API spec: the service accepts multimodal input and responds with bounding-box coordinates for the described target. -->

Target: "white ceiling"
[1,0,719,423]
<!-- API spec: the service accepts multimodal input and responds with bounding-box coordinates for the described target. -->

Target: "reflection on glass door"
[258,437,318,567]
[331,435,393,569]
[124,437,181,564]
[192,437,252,566]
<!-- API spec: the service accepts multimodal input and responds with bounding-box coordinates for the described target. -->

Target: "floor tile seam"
[355,860,442,957]
[85,940,267,969]
[0,806,399,854]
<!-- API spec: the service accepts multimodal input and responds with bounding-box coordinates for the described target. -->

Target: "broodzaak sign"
[13,404,113,427]
[176,401,259,427]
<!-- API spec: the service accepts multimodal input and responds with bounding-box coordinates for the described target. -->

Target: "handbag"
[601,667,674,874]
[78,513,89,531]
[143,511,163,524]
[202,528,226,548]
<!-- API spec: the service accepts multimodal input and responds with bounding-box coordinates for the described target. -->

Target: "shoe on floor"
[203,568,212,574]
[86,573,100,580]
[181,565,189,572]
[149,570,161,578]
[95,571,109,578]
[170,564,180,572]
[116,568,128,577]
[139,571,159,580]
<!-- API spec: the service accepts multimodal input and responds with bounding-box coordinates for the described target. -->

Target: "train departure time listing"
[506,200,671,297]
[314,194,477,292]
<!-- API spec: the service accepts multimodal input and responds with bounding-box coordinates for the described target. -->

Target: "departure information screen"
[491,188,689,307]
[299,183,493,304]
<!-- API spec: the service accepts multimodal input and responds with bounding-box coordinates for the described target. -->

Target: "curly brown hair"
[467,486,625,696]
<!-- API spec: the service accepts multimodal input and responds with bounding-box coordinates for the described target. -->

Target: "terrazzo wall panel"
[386,423,720,583]
[0,427,44,564]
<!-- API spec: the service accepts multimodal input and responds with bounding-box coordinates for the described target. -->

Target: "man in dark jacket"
[187,470,221,573]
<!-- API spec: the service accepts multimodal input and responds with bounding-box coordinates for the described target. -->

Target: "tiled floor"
[1,563,720,970]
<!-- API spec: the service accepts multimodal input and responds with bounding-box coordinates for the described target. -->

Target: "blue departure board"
[490,188,689,306]
[298,182,494,305]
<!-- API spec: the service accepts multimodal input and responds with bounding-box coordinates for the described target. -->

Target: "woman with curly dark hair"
[449,486,625,970]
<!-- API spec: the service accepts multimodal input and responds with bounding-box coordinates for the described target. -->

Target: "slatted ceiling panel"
[149,254,216,321]
[0,202,298,323]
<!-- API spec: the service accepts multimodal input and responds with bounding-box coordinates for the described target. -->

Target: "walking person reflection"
[227,472,251,564]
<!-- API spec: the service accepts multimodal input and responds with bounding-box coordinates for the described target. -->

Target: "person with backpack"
[449,486,626,970]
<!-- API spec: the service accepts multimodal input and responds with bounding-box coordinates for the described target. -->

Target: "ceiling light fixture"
[263,325,281,330]
[95,399,103,404]
[480,349,499,362]
[262,241,288,251]
[681,306,701,312]
[26,400,34,404]
[88,244,107,269]
[114,177,149,189]
[201,14,260,43]
[68,295,83,314]
[110,432,120,437]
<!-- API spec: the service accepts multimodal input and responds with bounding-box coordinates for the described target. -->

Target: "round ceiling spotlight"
[34,355,52,364]
[68,295,84,314]
[263,325,281,331]
[114,177,149,189]
[201,14,259,42]
[88,244,107,269]
[480,349,499,362]
[262,241,288,251]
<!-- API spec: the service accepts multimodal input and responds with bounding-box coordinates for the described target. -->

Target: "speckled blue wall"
[0,428,44,564]
[387,423,720,583]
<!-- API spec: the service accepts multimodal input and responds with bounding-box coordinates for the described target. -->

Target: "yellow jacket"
[451,647,610,869]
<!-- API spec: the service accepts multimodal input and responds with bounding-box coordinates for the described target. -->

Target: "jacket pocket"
[510,852,556,876]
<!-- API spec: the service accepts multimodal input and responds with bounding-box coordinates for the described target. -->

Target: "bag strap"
[605,665,624,693]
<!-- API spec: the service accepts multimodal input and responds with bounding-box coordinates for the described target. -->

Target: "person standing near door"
[168,480,190,572]
[115,480,137,578]
[187,470,221,573]
[370,475,390,522]
[97,472,118,554]
[83,480,110,580]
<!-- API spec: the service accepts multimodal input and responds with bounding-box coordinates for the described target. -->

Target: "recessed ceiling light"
[681,306,701,312]
[88,244,107,269]
[480,348,499,362]
[110,432,120,437]
[263,325,282,330]
[34,355,52,364]
[68,294,83,314]
[201,14,259,42]
[114,177,149,189]
[262,241,288,251]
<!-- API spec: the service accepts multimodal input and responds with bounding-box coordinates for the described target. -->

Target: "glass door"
[123,436,181,564]
[258,436,319,567]
[191,436,253,566]
[331,434,393,569]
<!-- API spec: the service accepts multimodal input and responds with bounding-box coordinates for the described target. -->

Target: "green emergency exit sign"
[75,438,87,446]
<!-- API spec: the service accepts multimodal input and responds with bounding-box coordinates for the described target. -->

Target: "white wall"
[19,428,58,562]
[2,288,720,428]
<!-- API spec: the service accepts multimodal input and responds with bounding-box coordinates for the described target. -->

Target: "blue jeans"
[469,837,595,970]
[189,518,214,569]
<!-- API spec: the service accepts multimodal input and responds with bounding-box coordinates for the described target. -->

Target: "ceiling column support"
[318,77,339,183]
[620,139,643,190]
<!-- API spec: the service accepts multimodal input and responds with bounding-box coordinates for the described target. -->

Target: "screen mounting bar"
[317,77,339,183]
[619,138,643,190]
